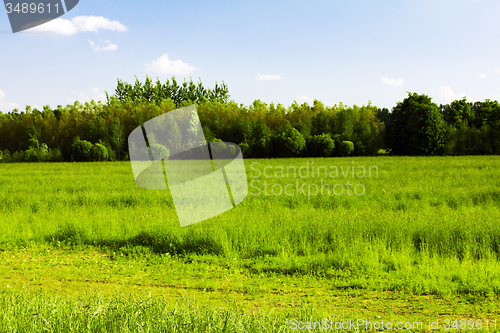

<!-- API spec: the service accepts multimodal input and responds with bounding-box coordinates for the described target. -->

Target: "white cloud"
[381,77,405,87]
[72,16,128,33]
[144,54,199,75]
[436,86,459,104]
[0,89,20,112]
[89,40,118,52]
[479,73,487,79]
[66,86,106,104]
[496,66,500,75]
[25,16,127,35]
[257,74,282,81]
[296,95,313,104]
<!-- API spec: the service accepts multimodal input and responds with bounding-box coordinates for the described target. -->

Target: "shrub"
[149,144,170,161]
[71,139,93,162]
[0,149,11,163]
[11,151,25,162]
[91,143,109,162]
[238,142,251,158]
[338,141,354,157]
[47,148,64,162]
[24,147,40,162]
[275,121,306,157]
[307,134,335,157]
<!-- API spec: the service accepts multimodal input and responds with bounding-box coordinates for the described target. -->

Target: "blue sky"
[1,0,500,112]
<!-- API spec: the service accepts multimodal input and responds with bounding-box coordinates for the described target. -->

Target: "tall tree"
[387,92,447,155]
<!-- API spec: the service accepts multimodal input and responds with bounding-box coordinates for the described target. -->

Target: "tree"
[386,92,447,155]
[307,133,335,157]
[310,110,331,136]
[338,141,354,157]
[444,97,474,127]
[71,138,93,162]
[149,144,169,161]
[274,120,306,157]
[249,118,273,158]
[108,118,125,160]
[376,108,391,126]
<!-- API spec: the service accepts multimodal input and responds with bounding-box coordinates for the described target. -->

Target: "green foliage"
[238,142,251,158]
[274,120,306,157]
[91,143,108,162]
[310,110,331,136]
[71,138,93,162]
[387,92,447,155]
[0,150,11,163]
[149,144,170,161]
[337,140,354,156]
[0,144,63,163]
[249,118,273,158]
[113,76,230,107]
[4,81,500,161]
[307,134,335,157]
[442,97,474,127]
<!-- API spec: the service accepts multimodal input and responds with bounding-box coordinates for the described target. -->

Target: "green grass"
[1,156,500,331]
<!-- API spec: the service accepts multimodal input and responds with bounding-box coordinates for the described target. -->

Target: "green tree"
[274,120,306,157]
[149,144,169,161]
[386,92,447,155]
[338,141,354,157]
[108,118,125,160]
[249,118,273,158]
[307,133,335,157]
[71,138,93,162]
[444,97,474,127]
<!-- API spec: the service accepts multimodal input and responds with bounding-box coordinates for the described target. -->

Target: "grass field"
[1,156,500,332]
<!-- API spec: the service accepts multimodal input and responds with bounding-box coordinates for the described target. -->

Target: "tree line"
[0,77,499,163]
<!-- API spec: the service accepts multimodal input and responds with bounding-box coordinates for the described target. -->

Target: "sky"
[1,0,500,113]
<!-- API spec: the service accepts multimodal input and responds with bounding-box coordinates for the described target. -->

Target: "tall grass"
[0,290,324,333]
[1,156,500,295]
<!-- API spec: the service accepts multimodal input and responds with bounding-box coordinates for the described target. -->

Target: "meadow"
[1,156,500,332]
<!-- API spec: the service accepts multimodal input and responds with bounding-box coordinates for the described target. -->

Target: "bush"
[0,150,11,163]
[149,144,170,161]
[47,148,64,162]
[11,151,25,162]
[71,139,93,162]
[274,121,306,157]
[91,143,109,162]
[338,141,354,157]
[238,142,251,158]
[307,134,335,157]
[24,147,40,162]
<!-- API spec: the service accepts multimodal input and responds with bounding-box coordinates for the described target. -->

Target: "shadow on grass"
[44,223,224,257]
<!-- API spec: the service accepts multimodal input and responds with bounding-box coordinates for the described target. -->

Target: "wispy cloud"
[26,16,127,35]
[257,74,282,81]
[381,77,405,87]
[145,54,199,75]
[296,95,313,104]
[89,40,118,52]
[479,73,487,79]
[0,89,20,112]
[435,86,462,104]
